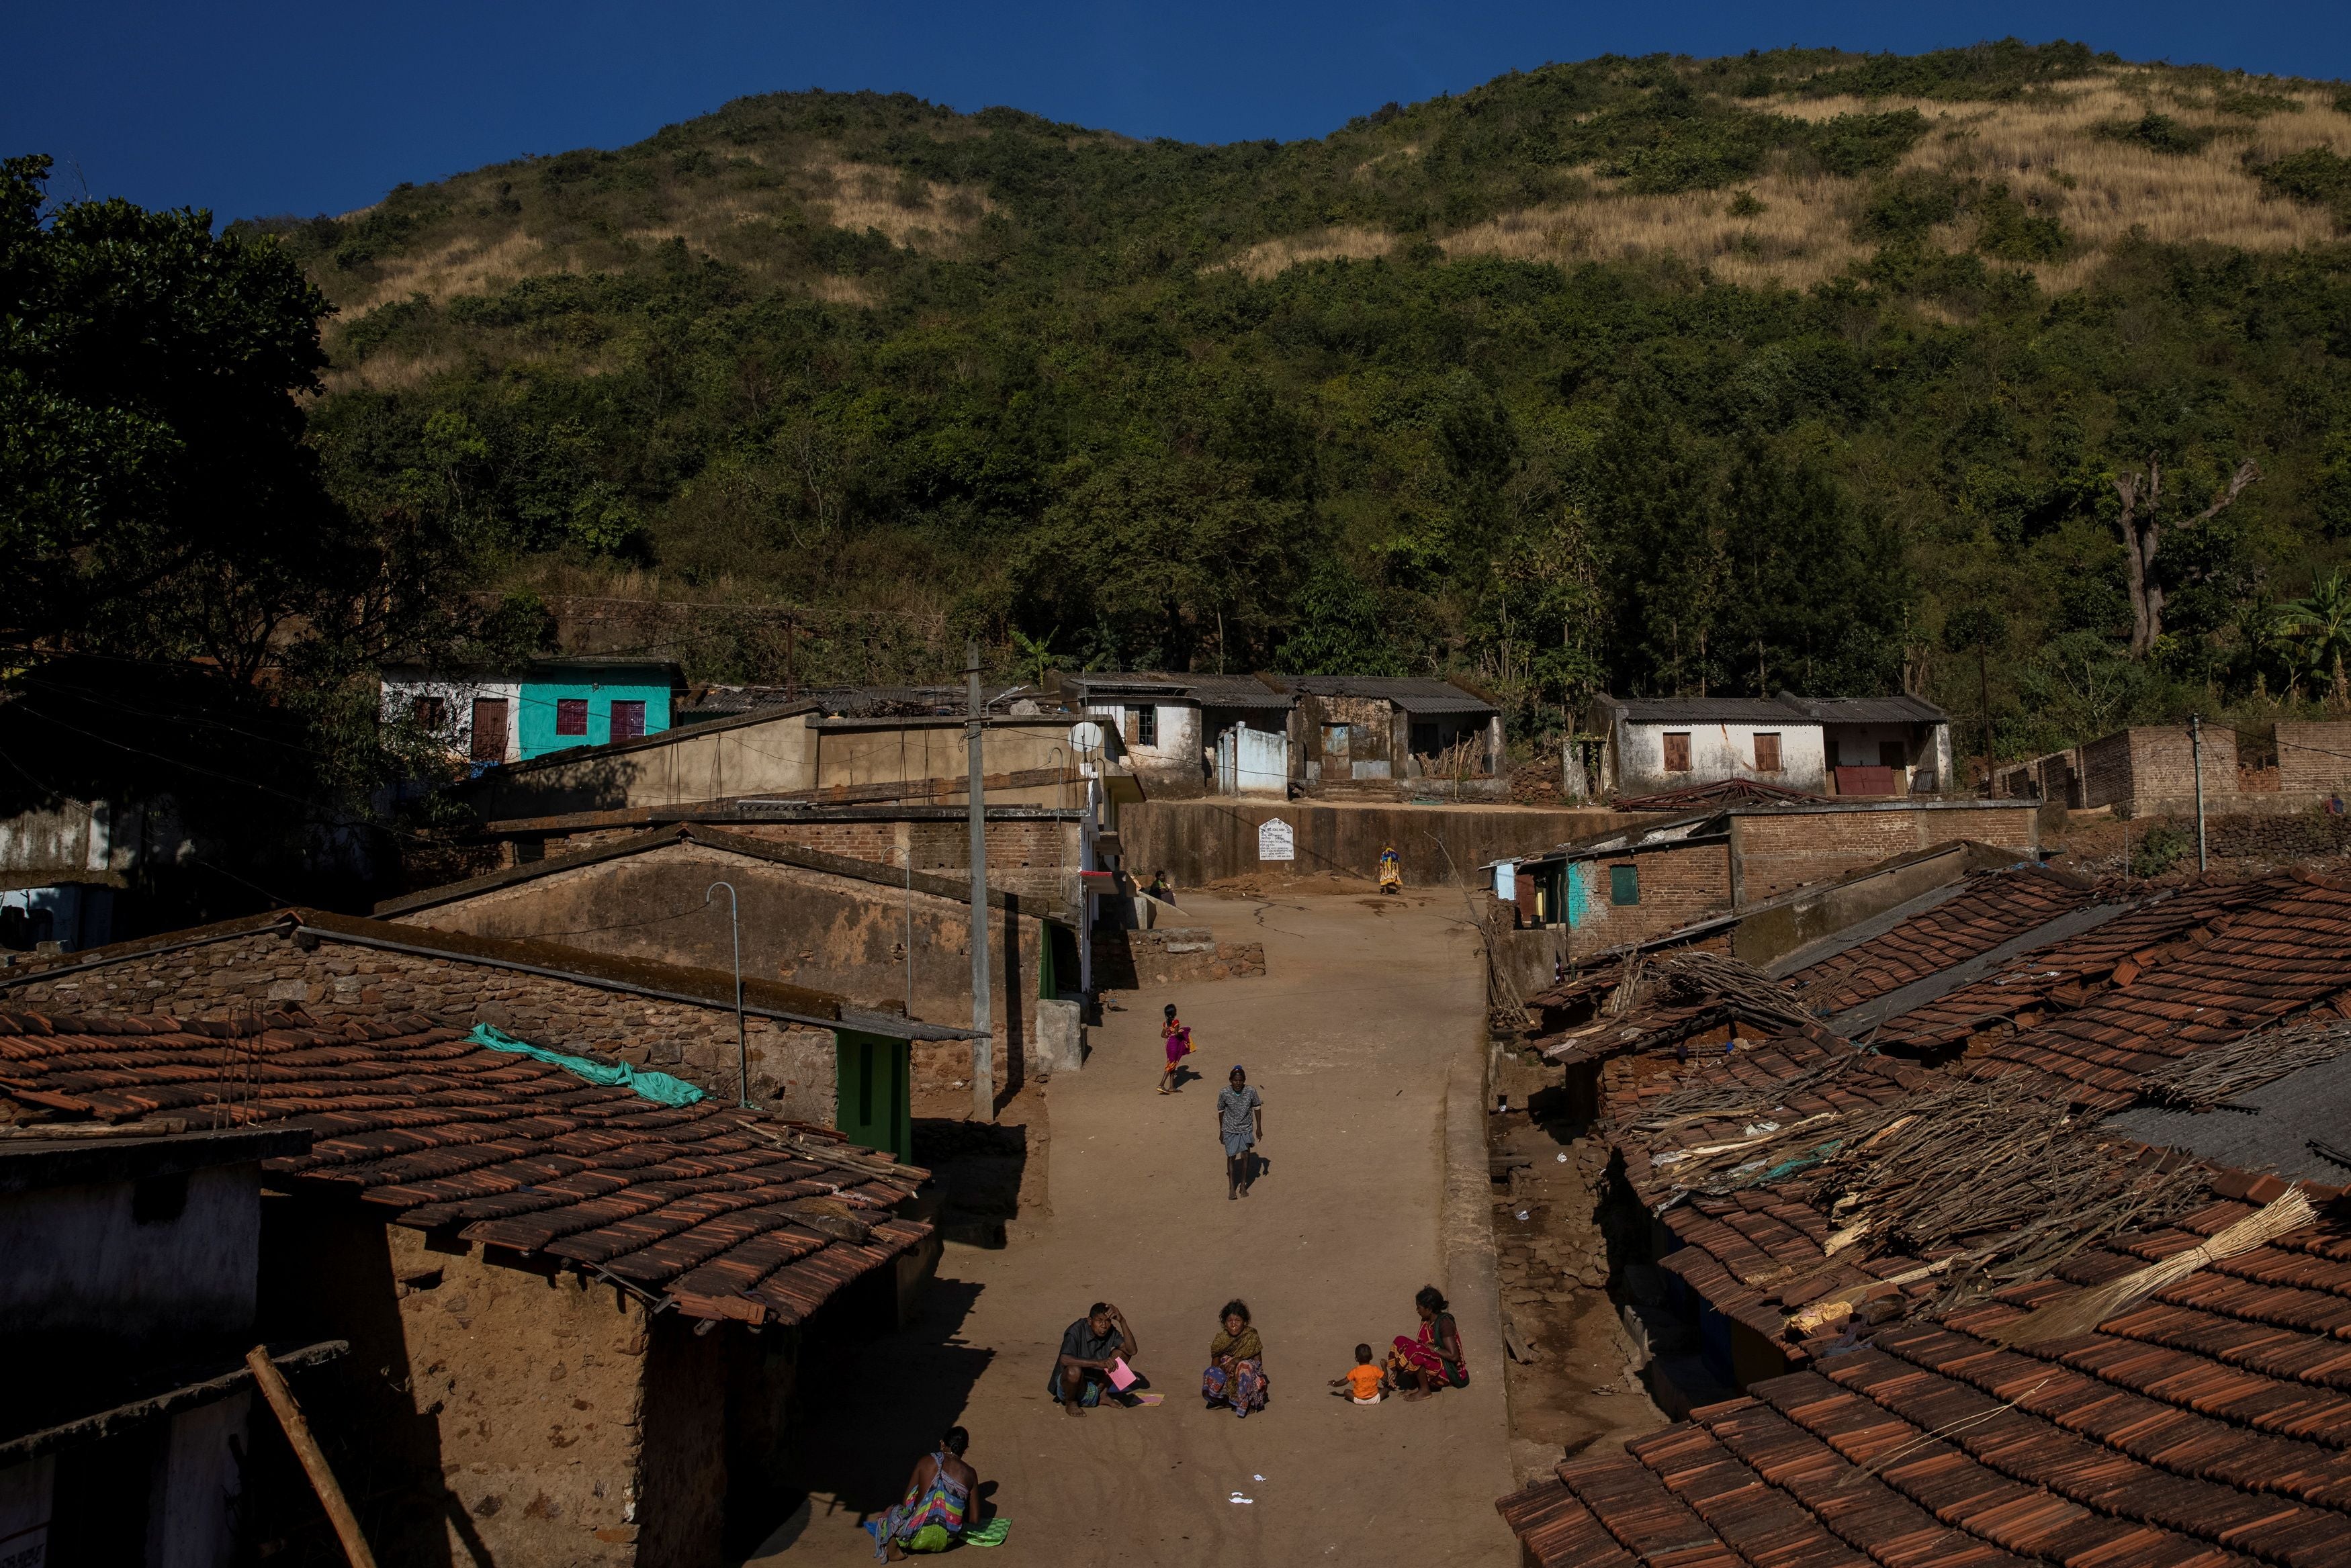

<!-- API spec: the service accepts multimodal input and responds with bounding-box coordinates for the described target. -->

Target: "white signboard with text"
[1257,818,1295,862]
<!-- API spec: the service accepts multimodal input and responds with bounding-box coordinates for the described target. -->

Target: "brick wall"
[2,928,846,1125]
[1729,805,2037,903]
[1734,811,1916,903]
[2277,723,2351,793]
[1565,841,1732,958]
[2082,727,2239,810]
[1914,807,2039,852]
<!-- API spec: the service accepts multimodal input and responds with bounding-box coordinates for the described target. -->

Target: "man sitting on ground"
[1052,1301,1143,1416]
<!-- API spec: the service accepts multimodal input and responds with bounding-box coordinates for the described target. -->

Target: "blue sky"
[9,1,2350,222]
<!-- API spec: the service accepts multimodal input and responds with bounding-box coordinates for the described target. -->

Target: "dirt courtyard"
[748,886,1519,1567]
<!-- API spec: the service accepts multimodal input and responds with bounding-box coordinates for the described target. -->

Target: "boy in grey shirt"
[1218,1065,1264,1199]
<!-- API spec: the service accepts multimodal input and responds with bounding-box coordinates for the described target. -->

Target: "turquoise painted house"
[380,658,684,765]
[514,659,684,759]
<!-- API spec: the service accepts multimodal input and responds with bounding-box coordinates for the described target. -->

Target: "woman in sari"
[864,1426,977,1559]
[1387,1285,1468,1400]
[1200,1299,1269,1418]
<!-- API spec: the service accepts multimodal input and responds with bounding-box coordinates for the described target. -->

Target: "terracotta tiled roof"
[0,1008,928,1328]
[1785,866,2102,1016]
[1499,1177,2351,1568]
[1873,877,2281,1054]
[1961,872,2351,1110]
[1615,778,1830,812]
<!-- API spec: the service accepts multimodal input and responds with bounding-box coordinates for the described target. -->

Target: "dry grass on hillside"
[1396,72,2351,292]
[323,144,993,337]
[1218,224,1395,279]
[1785,80,2351,255]
[344,230,564,314]
[803,158,995,252]
[1444,174,1863,290]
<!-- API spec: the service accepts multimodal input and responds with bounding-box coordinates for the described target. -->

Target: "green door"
[834,1029,912,1164]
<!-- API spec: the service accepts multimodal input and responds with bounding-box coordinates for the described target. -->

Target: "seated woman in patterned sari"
[1387,1285,1469,1400]
[864,1426,976,1560]
[1201,1299,1269,1418]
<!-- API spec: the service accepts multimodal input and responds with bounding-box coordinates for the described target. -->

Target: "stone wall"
[1091,927,1267,990]
[386,839,1045,1095]
[2,927,844,1124]
[255,1192,662,1567]
[525,818,1081,907]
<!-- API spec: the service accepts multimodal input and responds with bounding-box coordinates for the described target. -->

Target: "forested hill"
[241,40,2351,763]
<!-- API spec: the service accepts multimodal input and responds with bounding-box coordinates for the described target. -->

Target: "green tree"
[0,154,353,676]
[2273,571,2351,698]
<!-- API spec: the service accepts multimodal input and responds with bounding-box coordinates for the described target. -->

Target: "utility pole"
[966,640,995,1123]
[2190,714,2209,872]
[1978,646,1994,790]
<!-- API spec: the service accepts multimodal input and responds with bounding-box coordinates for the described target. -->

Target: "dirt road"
[752,887,1517,1567]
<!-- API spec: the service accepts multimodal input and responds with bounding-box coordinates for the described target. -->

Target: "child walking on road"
[1159,1004,1191,1095]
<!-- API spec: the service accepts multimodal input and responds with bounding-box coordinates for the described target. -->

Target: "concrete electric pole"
[966,640,995,1123]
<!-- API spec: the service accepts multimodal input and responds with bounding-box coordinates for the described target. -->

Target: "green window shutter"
[1610,864,1640,906]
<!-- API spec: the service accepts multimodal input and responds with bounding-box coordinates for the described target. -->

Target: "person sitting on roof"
[864,1426,979,1559]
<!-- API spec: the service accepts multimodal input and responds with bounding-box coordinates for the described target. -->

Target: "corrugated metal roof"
[1602,696,1802,724]
[1282,676,1497,714]
[1781,693,1948,724]
[1599,692,1947,725]
[1060,672,1291,708]
[682,684,1051,719]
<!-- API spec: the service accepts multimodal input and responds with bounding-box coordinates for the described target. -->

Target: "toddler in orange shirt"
[1329,1343,1388,1405]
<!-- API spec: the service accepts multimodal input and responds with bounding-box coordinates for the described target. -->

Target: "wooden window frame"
[555,698,590,737]
[1753,732,1781,773]
[1609,864,1640,906]
[1662,732,1692,772]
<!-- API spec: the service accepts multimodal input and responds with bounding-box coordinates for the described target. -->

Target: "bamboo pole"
[245,1346,378,1568]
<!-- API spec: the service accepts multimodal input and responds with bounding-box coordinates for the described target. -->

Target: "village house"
[1497,860,2351,1566]
[455,696,1131,823]
[1051,671,1294,797]
[0,796,189,954]
[1280,676,1505,791]
[0,1121,340,1568]
[475,799,1100,928]
[0,1003,931,1568]
[674,683,1055,725]
[442,692,1144,961]
[373,823,1086,1092]
[0,906,979,1160]
[380,657,686,765]
[1487,796,2042,963]
[1583,692,1955,800]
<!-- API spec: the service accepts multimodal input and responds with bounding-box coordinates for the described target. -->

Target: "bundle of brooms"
[2137,1011,2351,1110]
[1642,1076,2217,1326]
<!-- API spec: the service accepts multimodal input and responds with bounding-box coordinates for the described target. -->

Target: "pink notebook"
[1108,1356,1138,1391]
